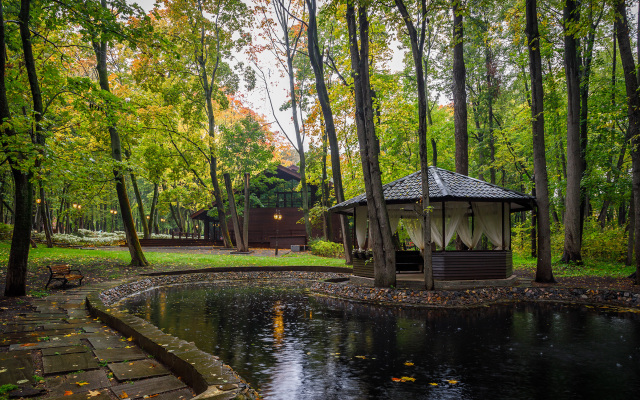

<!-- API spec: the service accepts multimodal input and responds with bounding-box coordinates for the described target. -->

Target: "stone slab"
[47,388,112,400]
[43,351,100,375]
[0,350,35,386]
[86,335,128,349]
[46,369,111,397]
[93,347,146,363]
[110,375,186,398]
[9,338,80,351]
[42,345,89,356]
[108,359,170,381]
[152,388,195,400]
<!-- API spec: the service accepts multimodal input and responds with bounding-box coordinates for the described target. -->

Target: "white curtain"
[403,218,424,251]
[472,203,510,249]
[431,204,465,248]
[388,209,404,235]
[503,203,511,249]
[355,206,368,250]
[456,215,483,249]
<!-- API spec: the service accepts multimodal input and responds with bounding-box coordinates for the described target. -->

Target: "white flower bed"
[32,230,174,246]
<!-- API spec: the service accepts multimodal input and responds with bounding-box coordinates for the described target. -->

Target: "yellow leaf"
[355,355,366,359]
[448,380,459,384]
[127,337,134,342]
[429,382,438,386]
[120,391,129,399]
[401,376,415,382]
[87,390,102,397]
[76,381,89,386]
[404,362,414,366]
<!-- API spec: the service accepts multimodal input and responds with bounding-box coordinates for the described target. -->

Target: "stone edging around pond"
[85,270,351,400]
[310,280,640,310]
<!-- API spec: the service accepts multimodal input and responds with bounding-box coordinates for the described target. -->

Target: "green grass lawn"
[0,242,634,297]
[0,242,348,293]
[512,252,635,278]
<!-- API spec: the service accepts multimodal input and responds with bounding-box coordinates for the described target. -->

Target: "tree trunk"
[627,192,635,266]
[394,0,432,289]
[224,173,245,252]
[615,0,640,284]
[452,0,468,176]
[321,126,329,240]
[526,0,554,282]
[243,173,250,250]
[347,1,395,287]
[148,183,159,235]
[38,185,53,247]
[91,3,147,266]
[561,0,583,264]
[130,173,149,239]
[305,0,353,263]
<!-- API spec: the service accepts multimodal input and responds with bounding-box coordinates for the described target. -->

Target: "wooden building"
[192,165,343,248]
[330,167,536,285]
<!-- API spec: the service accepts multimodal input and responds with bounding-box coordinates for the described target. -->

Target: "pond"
[122,283,640,399]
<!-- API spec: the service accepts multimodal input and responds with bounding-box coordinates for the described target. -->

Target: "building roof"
[330,167,535,214]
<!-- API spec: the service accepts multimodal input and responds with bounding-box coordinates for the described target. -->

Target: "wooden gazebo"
[330,167,536,285]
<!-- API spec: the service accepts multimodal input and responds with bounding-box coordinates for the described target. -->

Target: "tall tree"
[347,0,395,287]
[262,0,313,238]
[393,0,433,289]
[305,0,353,264]
[90,0,147,266]
[526,0,554,283]
[614,0,640,284]
[1,0,33,295]
[561,0,583,263]
[452,0,468,176]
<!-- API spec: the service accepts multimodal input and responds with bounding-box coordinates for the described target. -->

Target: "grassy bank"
[512,253,634,278]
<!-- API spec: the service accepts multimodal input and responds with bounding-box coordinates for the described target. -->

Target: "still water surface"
[123,283,640,399]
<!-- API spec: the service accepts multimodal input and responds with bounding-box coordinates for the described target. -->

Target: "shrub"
[309,238,344,258]
[0,223,12,240]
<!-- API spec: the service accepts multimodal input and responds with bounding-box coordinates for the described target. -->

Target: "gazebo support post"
[442,201,445,251]
[501,202,505,250]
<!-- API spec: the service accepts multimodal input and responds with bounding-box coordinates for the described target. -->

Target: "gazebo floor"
[350,274,519,290]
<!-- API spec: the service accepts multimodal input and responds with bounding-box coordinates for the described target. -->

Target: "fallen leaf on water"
[355,356,366,359]
[429,382,438,386]
[447,380,459,384]
[391,377,415,383]
[404,362,414,366]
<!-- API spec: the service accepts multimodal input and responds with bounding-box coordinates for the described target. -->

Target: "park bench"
[46,264,84,288]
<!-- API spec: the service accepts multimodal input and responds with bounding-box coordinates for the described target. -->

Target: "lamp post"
[273,209,282,256]
[110,209,118,231]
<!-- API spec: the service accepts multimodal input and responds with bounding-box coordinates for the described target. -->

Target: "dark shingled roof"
[330,167,535,213]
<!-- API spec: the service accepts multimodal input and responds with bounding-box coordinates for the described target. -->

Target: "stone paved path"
[0,285,195,399]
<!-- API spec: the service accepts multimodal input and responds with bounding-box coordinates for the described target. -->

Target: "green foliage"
[309,238,344,258]
[0,223,12,240]
[0,384,18,400]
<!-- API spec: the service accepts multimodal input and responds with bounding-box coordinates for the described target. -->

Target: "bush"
[0,223,12,240]
[32,230,126,246]
[309,238,344,258]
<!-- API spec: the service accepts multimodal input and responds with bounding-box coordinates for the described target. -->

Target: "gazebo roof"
[330,167,535,214]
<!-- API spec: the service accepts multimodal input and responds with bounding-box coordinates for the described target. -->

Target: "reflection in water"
[123,283,640,400]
